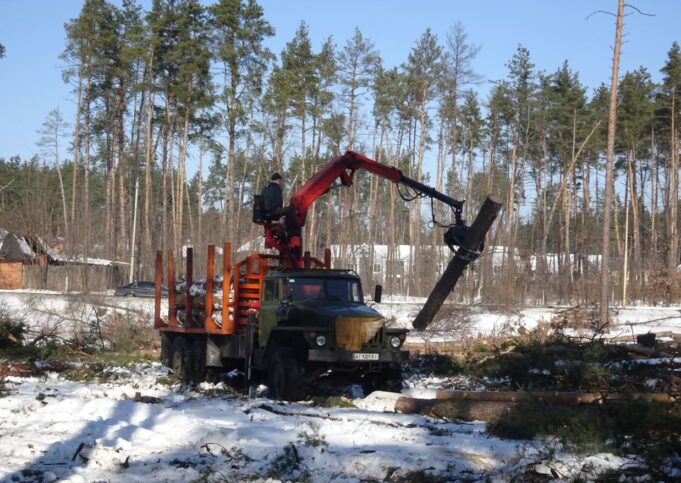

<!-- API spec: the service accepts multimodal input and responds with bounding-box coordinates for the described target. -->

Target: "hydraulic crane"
[253,150,503,331]
[254,150,474,269]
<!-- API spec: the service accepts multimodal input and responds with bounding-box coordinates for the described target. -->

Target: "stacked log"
[173,277,230,327]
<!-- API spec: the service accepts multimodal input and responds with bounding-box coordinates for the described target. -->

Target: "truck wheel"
[268,347,305,401]
[364,366,403,394]
[160,333,172,367]
[191,336,207,382]
[171,336,192,382]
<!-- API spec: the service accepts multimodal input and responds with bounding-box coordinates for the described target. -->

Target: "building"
[0,228,128,291]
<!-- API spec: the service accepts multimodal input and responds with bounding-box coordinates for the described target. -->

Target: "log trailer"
[154,151,501,400]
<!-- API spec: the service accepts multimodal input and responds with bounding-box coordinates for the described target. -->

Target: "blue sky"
[1,0,680,166]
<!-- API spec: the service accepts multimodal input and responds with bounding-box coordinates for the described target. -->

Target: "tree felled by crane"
[413,194,504,331]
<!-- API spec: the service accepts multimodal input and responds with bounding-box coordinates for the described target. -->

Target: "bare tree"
[600,0,625,325]
[37,109,70,240]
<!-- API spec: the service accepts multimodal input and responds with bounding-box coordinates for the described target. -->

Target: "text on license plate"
[353,353,379,361]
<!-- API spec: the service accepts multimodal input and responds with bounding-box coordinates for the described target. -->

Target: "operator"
[261,172,287,220]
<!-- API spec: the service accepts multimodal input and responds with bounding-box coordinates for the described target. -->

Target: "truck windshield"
[285,277,363,303]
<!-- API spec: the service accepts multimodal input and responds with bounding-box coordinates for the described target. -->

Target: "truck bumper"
[308,349,409,363]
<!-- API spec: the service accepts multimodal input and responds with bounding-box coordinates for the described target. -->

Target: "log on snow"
[434,390,673,404]
[412,193,503,331]
[395,391,675,420]
[395,397,515,421]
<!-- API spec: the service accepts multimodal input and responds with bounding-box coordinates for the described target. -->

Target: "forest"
[1,0,681,305]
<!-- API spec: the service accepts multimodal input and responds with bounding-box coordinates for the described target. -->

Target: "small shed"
[0,230,127,291]
[0,231,32,289]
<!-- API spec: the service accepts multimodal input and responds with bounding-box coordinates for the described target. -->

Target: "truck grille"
[366,329,384,347]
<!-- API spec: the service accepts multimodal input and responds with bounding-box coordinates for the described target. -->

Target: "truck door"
[258,278,279,346]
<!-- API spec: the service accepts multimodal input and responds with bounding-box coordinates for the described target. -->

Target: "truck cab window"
[263,280,278,301]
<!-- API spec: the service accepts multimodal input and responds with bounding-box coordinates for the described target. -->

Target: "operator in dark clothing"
[261,172,287,220]
[261,172,302,263]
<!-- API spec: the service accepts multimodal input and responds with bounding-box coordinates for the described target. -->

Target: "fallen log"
[395,397,515,421]
[434,390,673,404]
[0,362,34,377]
[413,194,503,331]
[396,391,675,421]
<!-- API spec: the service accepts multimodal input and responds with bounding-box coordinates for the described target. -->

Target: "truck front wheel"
[268,347,305,401]
[363,365,403,393]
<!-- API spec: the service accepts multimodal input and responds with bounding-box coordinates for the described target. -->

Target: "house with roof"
[0,229,31,289]
[0,228,128,291]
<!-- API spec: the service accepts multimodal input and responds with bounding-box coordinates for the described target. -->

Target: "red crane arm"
[288,151,403,227]
[260,150,465,268]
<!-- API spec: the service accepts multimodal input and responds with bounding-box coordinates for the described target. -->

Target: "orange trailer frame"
[154,245,331,336]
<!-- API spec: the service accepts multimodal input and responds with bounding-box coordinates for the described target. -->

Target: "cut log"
[435,390,598,404]
[395,391,675,420]
[396,391,675,421]
[395,397,515,421]
[0,362,34,377]
[413,194,503,330]
[434,390,673,404]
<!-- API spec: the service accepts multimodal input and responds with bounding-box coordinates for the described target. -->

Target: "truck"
[154,151,491,400]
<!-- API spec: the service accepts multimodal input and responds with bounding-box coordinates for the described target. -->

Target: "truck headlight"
[315,335,327,347]
[390,336,401,348]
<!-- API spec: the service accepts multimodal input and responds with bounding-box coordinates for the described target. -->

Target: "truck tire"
[160,333,172,367]
[363,365,403,393]
[171,336,192,382]
[268,347,305,401]
[191,336,207,382]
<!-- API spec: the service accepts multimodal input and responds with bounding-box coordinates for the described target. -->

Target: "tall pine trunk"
[600,0,624,325]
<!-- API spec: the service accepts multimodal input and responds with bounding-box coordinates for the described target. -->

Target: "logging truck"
[154,151,500,400]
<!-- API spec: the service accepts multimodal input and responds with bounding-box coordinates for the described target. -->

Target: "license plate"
[352,353,379,361]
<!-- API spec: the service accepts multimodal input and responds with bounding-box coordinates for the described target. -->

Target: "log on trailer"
[412,193,504,331]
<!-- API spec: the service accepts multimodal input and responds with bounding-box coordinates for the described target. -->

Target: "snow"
[0,365,512,481]
[379,302,681,343]
[2,289,680,344]
[0,291,168,342]
[1,290,680,480]
[0,363,647,482]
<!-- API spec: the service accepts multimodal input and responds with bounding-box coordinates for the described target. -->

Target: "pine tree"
[338,27,379,151]
[601,0,625,325]
[442,22,480,217]
[210,0,274,242]
[281,22,316,182]
[403,29,443,294]
[660,42,681,270]
[617,68,655,281]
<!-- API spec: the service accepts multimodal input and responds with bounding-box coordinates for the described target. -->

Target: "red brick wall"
[0,261,23,289]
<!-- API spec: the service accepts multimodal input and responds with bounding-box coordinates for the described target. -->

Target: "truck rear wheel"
[191,336,207,382]
[171,336,192,382]
[268,347,305,401]
[160,333,172,367]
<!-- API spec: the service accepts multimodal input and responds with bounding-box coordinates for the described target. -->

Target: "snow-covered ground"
[0,363,639,482]
[2,289,680,345]
[380,296,681,344]
[1,290,680,481]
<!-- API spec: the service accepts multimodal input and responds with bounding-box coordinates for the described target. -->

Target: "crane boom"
[254,150,469,268]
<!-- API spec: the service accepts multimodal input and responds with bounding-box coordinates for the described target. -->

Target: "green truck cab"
[253,268,409,400]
